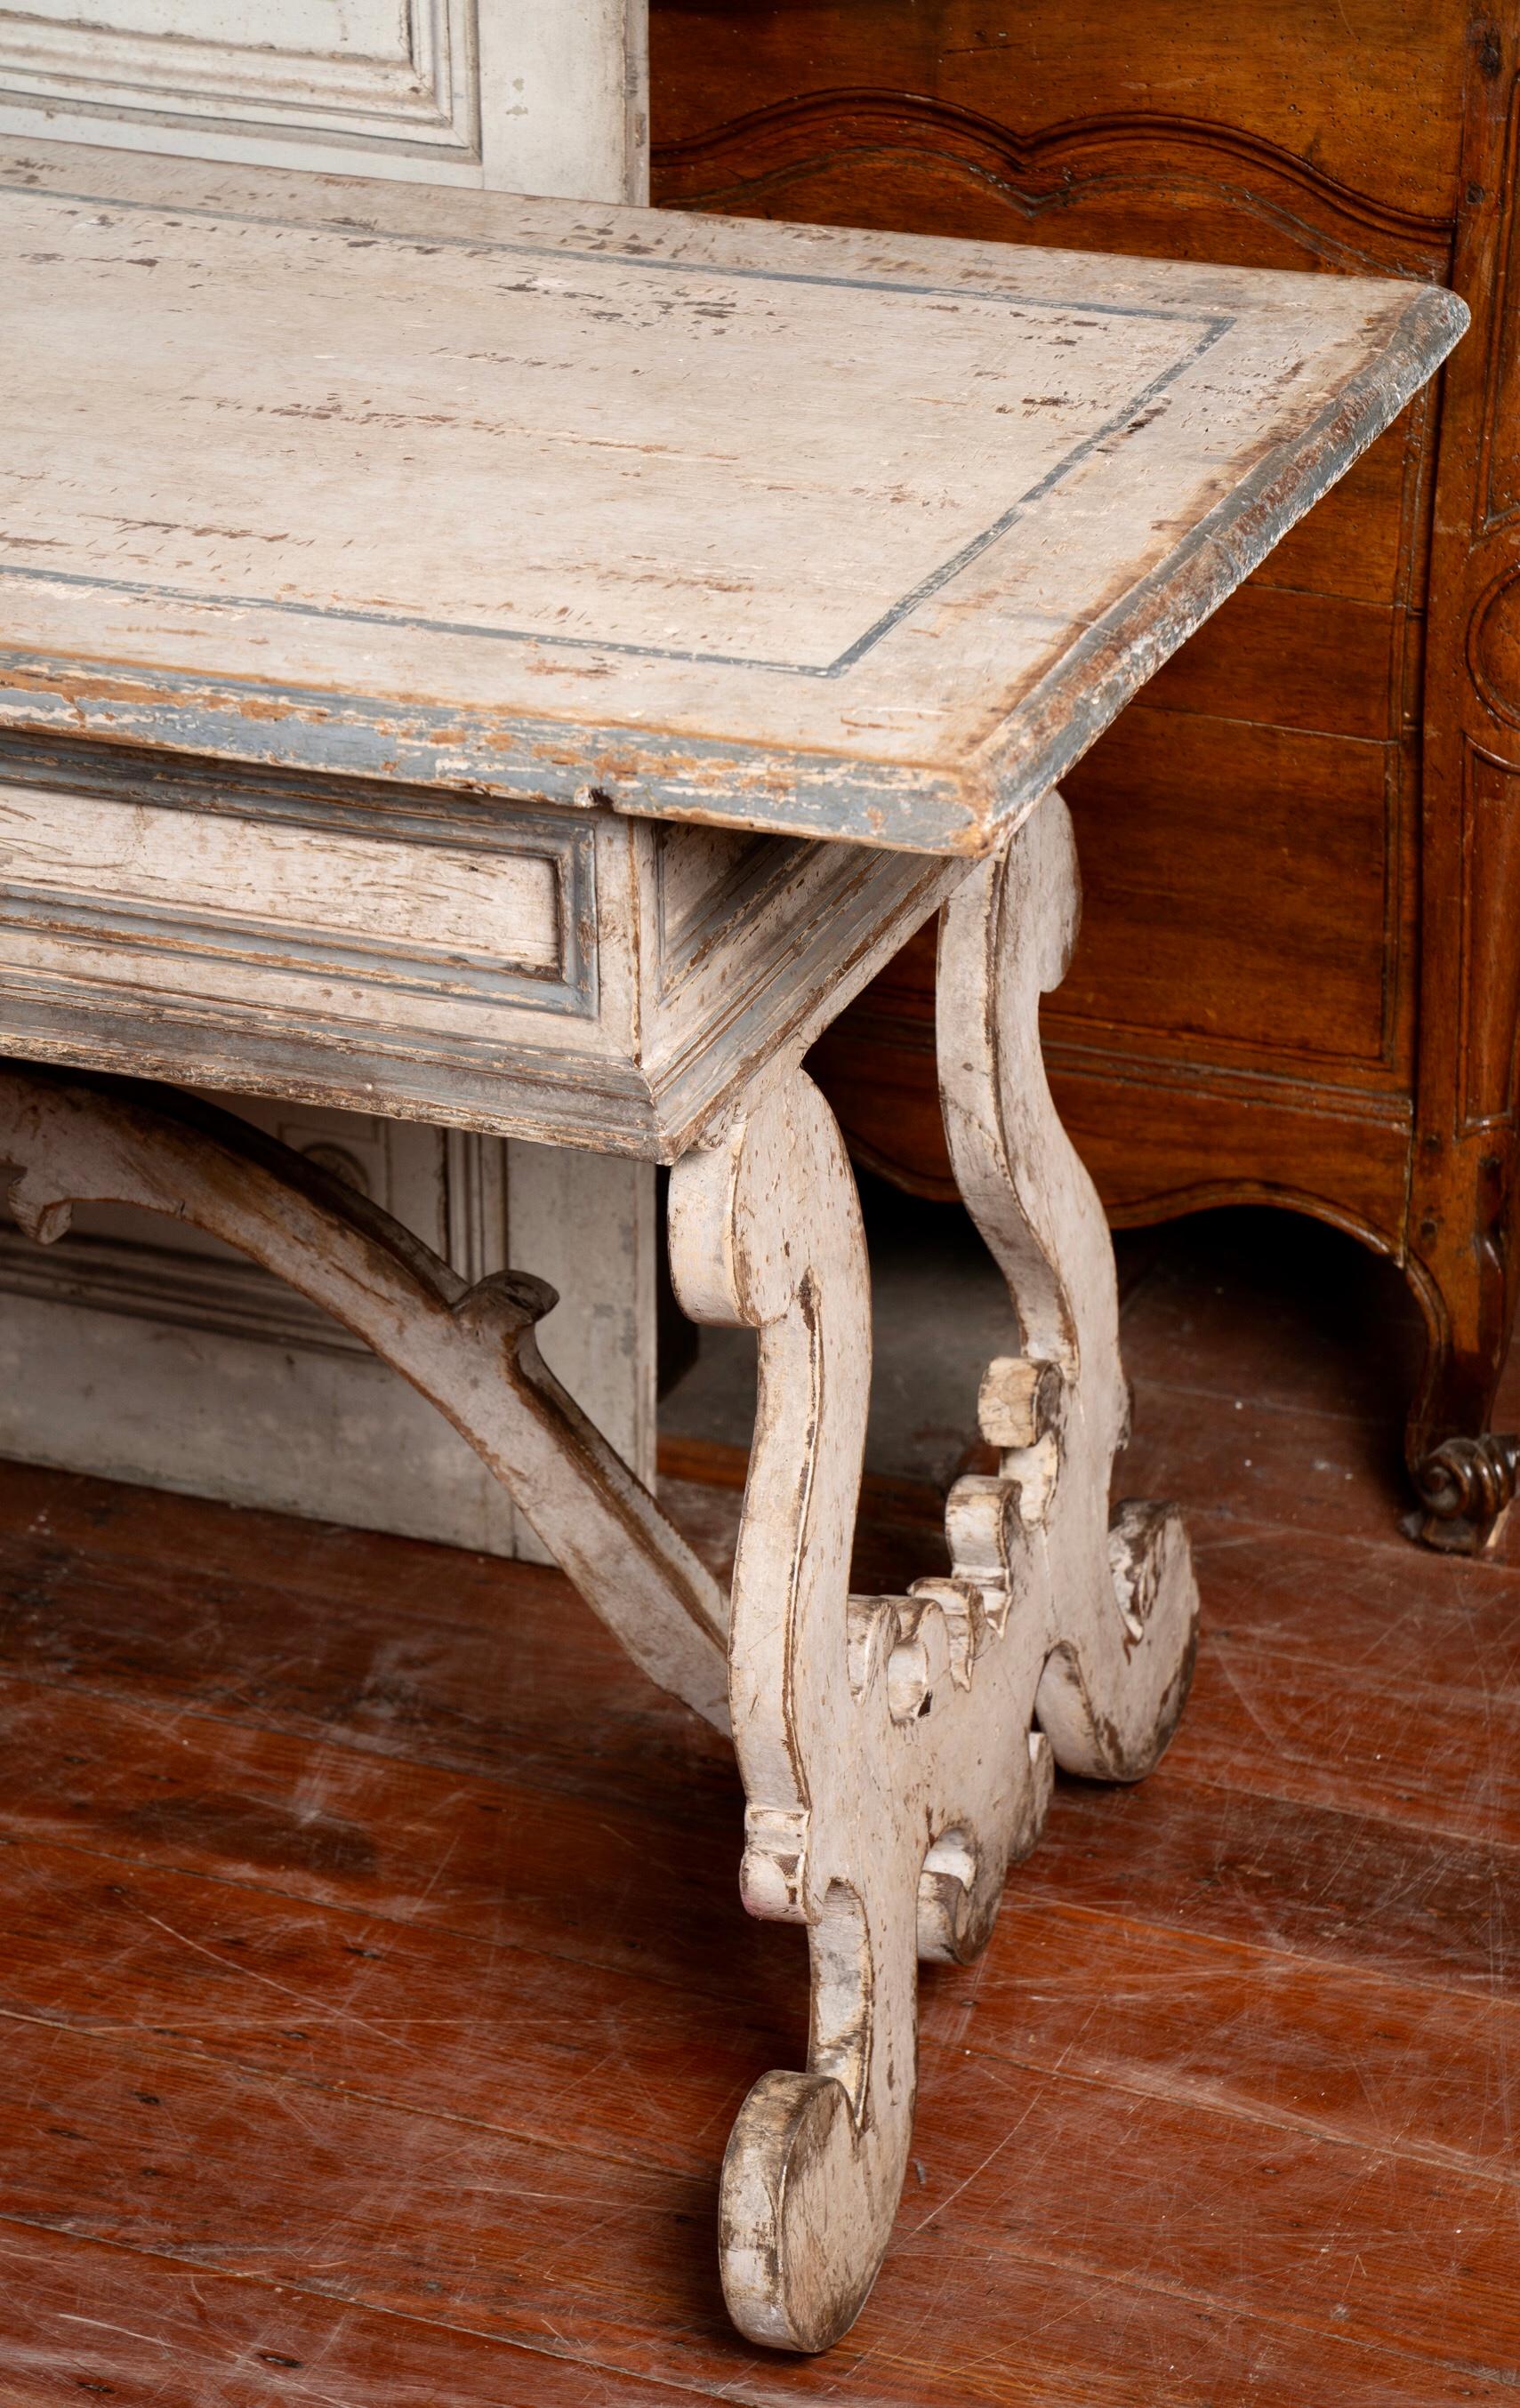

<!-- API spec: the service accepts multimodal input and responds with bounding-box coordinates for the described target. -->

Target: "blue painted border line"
[0,174,1231,677]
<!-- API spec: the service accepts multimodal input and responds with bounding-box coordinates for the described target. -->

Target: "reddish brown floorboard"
[3,1207,1519,2404]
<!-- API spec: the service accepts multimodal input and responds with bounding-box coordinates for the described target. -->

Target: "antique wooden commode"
[0,143,1461,2349]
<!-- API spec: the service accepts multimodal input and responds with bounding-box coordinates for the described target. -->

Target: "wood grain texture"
[809,927,1417,1232]
[3,1192,1519,2401]
[650,2,1473,222]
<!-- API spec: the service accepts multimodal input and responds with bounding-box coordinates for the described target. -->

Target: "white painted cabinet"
[0,2,647,199]
[0,0,655,1550]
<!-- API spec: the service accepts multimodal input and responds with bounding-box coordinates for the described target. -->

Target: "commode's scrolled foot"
[1402,1176,1520,1557]
[1413,1433,1520,1554]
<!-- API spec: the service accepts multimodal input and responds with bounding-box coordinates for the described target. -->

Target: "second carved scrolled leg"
[937,792,1199,1786]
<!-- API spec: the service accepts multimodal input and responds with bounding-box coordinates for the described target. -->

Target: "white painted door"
[0,1,647,199]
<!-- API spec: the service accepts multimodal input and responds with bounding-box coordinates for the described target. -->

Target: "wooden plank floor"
[4,1206,1519,2404]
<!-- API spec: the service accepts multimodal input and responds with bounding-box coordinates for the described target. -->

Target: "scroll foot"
[1413,1432,1520,1553]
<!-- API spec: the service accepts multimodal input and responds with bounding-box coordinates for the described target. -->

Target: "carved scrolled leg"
[666,791,1197,2353]
[1,789,1196,2358]
[0,1062,728,1728]
[670,1072,922,2351]
[937,791,1199,1785]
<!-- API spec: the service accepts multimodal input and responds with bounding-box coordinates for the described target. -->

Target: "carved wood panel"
[647,6,1458,1243]
[652,4,1472,224]
[1403,32,1520,1470]
[650,3,1520,1537]
[1459,745,1520,1133]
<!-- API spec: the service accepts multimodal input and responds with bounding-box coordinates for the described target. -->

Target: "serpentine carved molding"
[654,92,1453,278]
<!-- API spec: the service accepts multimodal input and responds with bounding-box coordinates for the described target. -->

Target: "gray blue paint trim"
[0,173,1230,678]
[974,279,1472,808]
[0,281,1467,859]
[0,750,600,1015]
[0,172,1230,319]
[0,964,646,1104]
[0,888,595,1021]
[0,659,980,851]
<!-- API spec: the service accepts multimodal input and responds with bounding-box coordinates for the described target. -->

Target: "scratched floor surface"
[3,1203,1518,2404]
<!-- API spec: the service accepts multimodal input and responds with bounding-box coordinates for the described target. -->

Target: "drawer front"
[0,768,599,1047]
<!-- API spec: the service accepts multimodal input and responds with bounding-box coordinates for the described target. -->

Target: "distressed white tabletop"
[0,142,1463,854]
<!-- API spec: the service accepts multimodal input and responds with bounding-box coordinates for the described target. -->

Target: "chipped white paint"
[0,711,663,1572]
[667,792,1196,2349]
[0,743,960,1152]
[0,795,1197,2350]
[0,1096,528,1553]
[0,793,1194,2350]
[0,140,1464,853]
[504,1129,656,1563]
[0,779,563,974]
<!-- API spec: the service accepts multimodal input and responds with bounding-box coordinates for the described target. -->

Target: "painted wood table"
[0,142,1463,2351]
